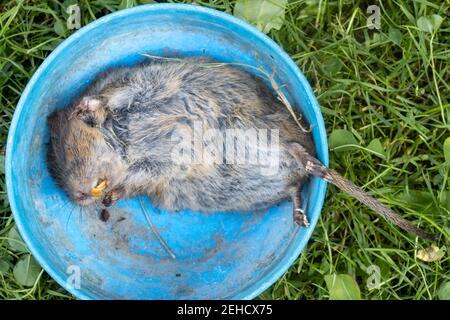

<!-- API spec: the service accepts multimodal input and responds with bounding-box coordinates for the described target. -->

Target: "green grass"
[0,0,449,300]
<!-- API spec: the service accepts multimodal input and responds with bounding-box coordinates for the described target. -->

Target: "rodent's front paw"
[102,188,123,207]
[102,192,117,207]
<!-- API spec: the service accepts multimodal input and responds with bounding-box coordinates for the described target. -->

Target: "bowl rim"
[5,3,329,300]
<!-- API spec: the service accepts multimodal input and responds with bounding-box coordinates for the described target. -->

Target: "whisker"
[78,206,83,224]
[65,204,76,232]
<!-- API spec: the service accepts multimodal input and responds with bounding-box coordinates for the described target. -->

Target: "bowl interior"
[6,4,328,299]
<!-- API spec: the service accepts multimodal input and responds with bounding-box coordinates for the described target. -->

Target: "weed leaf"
[397,190,434,209]
[13,254,42,287]
[417,15,443,33]
[388,27,402,46]
[234,0,287,34]
[438,282,450,300]
[429,15,444,31]
[417,16,433,33]
[443,137,450,162]
[0,257,10,274]
[323,56,343,76]
[366,138,387,159]
[53,19,65,37]
[324,274,361,300]
[329,129,358,152]
[7,226,28,253]
[13,254,41,287]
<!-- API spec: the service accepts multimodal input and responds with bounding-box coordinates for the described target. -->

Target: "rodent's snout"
[72,191,113,207]
[75,191,90,202]
[70,179,109,206]
[73,193,97,206]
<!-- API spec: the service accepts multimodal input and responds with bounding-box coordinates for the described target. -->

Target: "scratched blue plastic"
[5,4,328,299]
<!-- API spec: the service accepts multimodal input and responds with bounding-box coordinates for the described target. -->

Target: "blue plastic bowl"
[6,4,328,299]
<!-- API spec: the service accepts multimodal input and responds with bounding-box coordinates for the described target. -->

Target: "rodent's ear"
[70,96,105,127]
[78,96,102,112]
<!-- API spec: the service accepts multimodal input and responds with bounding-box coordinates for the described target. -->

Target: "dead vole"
[46,58,437,240]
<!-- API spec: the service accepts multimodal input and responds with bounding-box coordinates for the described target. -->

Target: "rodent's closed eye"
[75,191,89,201]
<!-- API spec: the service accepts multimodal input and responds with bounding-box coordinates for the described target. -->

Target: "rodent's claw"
[102,187,124,207]
[294,208,310,227]
[102,192,116,207]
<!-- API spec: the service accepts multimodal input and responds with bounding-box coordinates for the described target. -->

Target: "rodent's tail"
[287,143,438,241]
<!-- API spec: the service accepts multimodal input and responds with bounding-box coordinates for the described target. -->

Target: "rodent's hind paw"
[294,208,310,227]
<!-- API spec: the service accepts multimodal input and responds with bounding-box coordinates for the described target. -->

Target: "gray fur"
[48,59,313,212]
[47,58,436,240]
